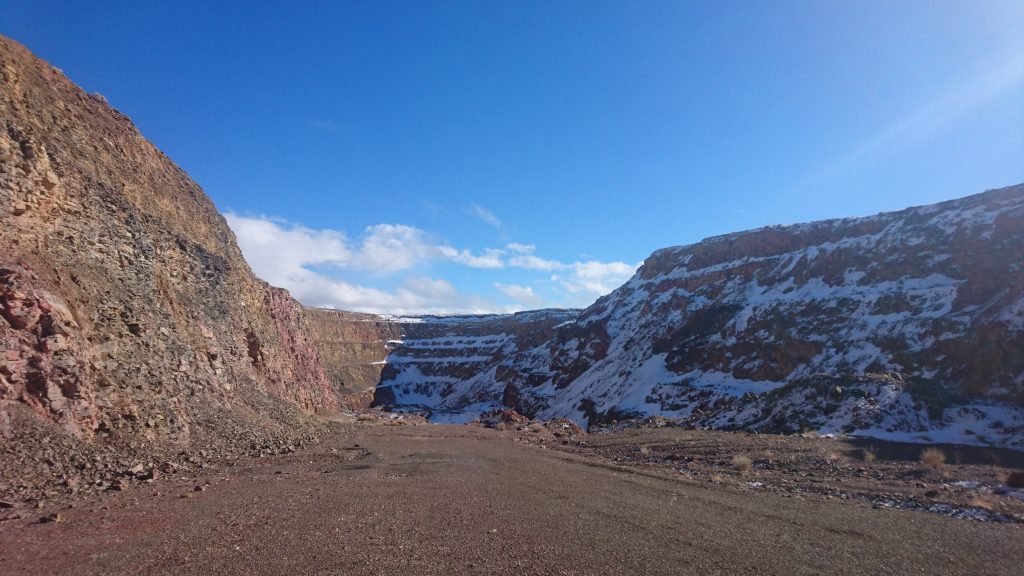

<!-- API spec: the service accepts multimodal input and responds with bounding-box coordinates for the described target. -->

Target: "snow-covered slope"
[372,185,1024,448]
[370,310,579,422]
[498,185,1024,448]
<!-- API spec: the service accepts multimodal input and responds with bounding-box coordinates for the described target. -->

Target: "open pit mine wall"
[0,36,337,447]
[369,310,582,421]
[302,308,404,408]
[492,184,1024,448]
[367,185,1024,449]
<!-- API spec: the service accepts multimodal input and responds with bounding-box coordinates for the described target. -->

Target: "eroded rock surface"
[303,308,402,408]
[0,36,337,499]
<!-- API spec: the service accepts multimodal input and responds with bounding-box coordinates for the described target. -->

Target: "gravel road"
[1,424,1020,575]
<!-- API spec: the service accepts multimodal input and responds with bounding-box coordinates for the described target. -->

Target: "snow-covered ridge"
[371,185,1024,448]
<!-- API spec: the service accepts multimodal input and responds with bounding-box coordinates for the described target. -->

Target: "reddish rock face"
[303,308,403,408]
[0,36,336,448]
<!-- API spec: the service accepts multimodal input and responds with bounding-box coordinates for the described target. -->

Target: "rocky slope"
[387,186,1024,448]
[0,36,340,498]
[303,308,402,408]
[370,310,579,421]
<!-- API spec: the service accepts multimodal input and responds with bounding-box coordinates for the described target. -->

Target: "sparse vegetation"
[861,448,876,462]
[968,494,994,511]
[920,448,946,470]
[731,454,753,475]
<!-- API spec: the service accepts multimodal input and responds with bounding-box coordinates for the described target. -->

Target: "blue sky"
[3,1,1022,313]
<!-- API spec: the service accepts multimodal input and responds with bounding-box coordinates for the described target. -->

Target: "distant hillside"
[382,186,1024,448]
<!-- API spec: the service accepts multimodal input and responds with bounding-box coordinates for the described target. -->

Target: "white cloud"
[553,260,638,298]
[505,249,639,301]
[494,283,544,308]
[224,211,640,313]
[508,253,564,271]
[439,246,506,268]
[224,212,509,313]
[505,242,536,254]
[354,224,437,272]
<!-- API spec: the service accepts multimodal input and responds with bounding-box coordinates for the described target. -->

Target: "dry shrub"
[710,474,726,483]
[825,451,841,462]
[920,448,946,470]
[731,455,753,475]
[968,494,994,511]
[861,448,876,462]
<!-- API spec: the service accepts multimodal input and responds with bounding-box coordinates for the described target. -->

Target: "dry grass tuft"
[731,455,753,475]
[968,494,994,511]
[861,448,876,462]
[526,422,545,434]
[920,448,946,470]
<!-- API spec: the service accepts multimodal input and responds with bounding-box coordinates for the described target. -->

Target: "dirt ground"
[544,423,1024,522]
[1,422,1022,576]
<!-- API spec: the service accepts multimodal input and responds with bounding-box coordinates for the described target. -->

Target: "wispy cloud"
[307,118,340,132]
[470,203,503,230]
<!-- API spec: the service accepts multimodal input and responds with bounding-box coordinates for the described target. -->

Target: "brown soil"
[1,423,1020,576]
[544,425,1024,522]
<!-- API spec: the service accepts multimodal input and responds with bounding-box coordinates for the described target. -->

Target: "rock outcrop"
[370,310,579,421]
[0,34,337,466]
[303,308,402,408]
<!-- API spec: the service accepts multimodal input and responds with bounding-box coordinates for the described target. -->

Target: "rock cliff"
[0,35,337,468]
[303,308,402,408]
[370,310,579,421]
